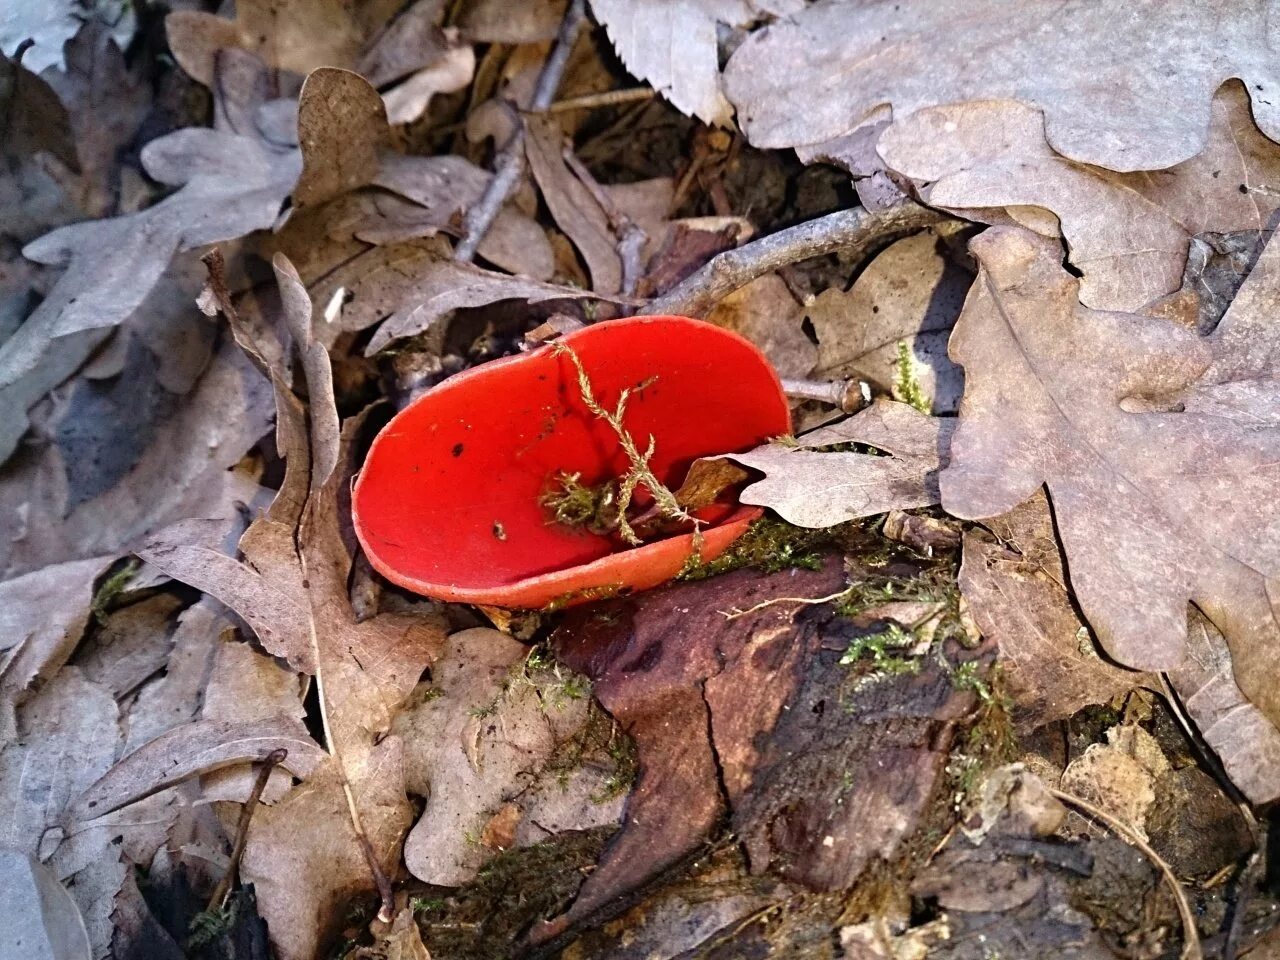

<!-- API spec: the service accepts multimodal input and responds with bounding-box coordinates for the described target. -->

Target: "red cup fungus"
[352,315,791,609]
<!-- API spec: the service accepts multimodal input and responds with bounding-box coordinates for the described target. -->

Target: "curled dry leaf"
[878,81,1280,312]
[72,716,326,821]
[1166,611,1280,803]
[942,226,1280,745]
[727,400,951,528]
[526,114,622,295]
[724,0,1280,172]
[138,253,446,960]
[293,67,391,210]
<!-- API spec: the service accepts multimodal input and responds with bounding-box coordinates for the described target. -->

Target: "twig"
[641,202,950,318]
[1049,787,1203,960]
[548,87,655,114]
[207,748,288,912]
[720,588,851,620]
[781,377,871,414]
[454,0,586,263]
[562,147,647,297]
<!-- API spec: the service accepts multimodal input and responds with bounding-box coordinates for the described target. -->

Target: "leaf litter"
[6,1,1280,958]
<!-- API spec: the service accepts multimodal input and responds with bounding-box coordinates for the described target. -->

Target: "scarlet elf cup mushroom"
[352,316,791,609]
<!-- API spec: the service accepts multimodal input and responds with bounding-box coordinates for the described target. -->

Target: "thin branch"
[207,748,288,912]
[641,202,951,318]
[454,0,586,263]
[720,588,852,620]
[548,87,655,114]
[781,376,871,414]
[1049,787,1203,960]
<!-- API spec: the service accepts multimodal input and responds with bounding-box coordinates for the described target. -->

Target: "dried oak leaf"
[1166,610,1280,803]
[942,226,1280,738]
[959,493,1145,729]
[0,126,299,463]
[704,273,817,378]
[727,399,952,528]
[808,227,971,413]
[138,255,446,960]
[40,23,150,219]
[724,0,1280,172]
[878,81,1280,312]
[164,0,391,87]
[590,0,802,127]
[395,627,623,887]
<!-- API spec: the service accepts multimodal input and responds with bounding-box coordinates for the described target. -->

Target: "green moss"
[91,558,140,625]
[678,516,835,580]
[892,340,930,413]
[539,470,619,535]
[186,900,238,950]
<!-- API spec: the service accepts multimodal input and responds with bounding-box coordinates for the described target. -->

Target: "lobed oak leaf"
[942,226,1280,738]
[727,400,952,528]
[724,0,1280,172]
[878,81,1280,312]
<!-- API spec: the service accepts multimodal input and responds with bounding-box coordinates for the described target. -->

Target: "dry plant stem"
[548,87,655,113]
[720,588,852,620]
[1048,787,1202,960]
[299,551,397,924]
[562,147,647,296]
[207,748,288,912]
[454,0,586,263]
[641,202,949,318]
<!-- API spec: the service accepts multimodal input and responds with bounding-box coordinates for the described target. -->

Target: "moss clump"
[892,340,930,413]
[679,516,834,580]
[539,470,620,535]
[91,558,140,625]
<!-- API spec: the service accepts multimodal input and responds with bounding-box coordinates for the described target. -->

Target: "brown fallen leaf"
[1059,725,1170,842]
[1166,611,1280,804]
[878,81,1280,312]
[138,253,446,960]
[959,494,1145,729]
[396,627,623,886]
[590,0,802,127]
[72,716,326,821]
[727,400,952,528]
[0,555,114,740]
[41,23,150,219]
[164,0,397,87]
[941,226,1280,748]
[808,228,972,413]
[293,67,391,210]
[724,0,1280,172]
[541,559,847,942]
[312,239,628,355]
[526,114,622,295]
[705,273,817,378]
